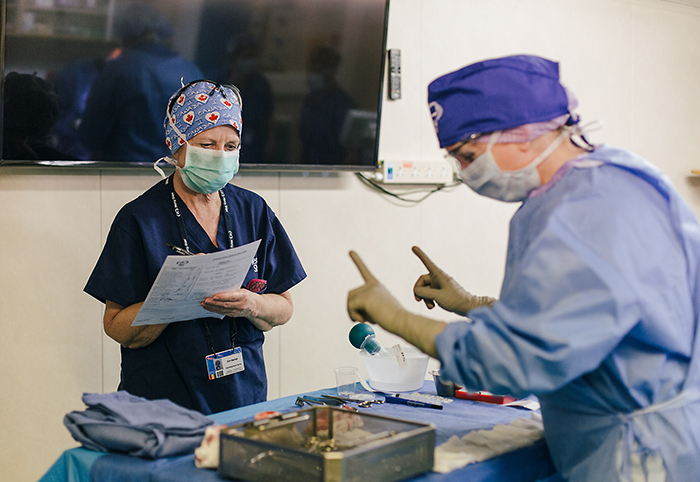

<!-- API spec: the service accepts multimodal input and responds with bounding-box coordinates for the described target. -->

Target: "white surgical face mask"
[458,130,567,202]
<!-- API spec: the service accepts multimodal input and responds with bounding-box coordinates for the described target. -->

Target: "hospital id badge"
[205,347,245,380]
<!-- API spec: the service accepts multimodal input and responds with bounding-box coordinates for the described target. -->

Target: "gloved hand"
[347,251,407,329]
[412,246,496,316]
[347,251,446,358]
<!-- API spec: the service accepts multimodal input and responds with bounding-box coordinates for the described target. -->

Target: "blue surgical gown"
[436,146,700,481]
[85,177,306,414]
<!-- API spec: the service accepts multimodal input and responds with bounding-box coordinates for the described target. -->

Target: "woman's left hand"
[201,289,259,319]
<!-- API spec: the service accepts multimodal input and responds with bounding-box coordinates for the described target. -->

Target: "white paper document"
[132,239,261,326]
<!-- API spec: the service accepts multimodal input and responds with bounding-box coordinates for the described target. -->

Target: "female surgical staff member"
[85,80,306,415]
[347,55,700,481]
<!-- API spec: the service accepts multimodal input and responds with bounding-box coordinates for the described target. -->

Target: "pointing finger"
[349,250,377,283]
[411,246,441,273]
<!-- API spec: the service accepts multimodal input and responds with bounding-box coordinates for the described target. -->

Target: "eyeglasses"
[443,133,483,165]
[444,141,477,166]
[167,79,242,116]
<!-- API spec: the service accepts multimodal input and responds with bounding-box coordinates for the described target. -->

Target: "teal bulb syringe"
[348,323,385,355]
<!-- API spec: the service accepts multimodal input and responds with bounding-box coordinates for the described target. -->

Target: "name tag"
[205,347,244,380]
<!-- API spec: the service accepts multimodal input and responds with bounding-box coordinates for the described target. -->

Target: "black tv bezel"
[0,0,389,173]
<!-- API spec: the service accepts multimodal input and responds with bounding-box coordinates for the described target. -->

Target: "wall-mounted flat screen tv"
[0,0,389,171]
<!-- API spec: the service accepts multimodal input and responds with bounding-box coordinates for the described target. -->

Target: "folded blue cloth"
[64,391,214,459]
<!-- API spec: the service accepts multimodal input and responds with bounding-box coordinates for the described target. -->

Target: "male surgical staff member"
[85,80,306,415]
[347,55,700,481]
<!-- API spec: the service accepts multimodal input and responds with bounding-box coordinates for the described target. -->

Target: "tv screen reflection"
[2,0,387,168]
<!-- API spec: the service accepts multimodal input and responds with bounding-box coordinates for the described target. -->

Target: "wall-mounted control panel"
[387,48,401,100]
[377,160,454,184]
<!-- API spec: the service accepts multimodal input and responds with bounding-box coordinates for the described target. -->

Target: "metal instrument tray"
[219,406,435,481]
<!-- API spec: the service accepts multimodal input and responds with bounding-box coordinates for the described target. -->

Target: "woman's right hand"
[412,246,496,315]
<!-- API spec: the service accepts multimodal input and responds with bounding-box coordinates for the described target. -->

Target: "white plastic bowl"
[360,345,429,392]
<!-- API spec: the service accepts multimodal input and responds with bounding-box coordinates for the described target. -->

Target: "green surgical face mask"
[179,143,240,194]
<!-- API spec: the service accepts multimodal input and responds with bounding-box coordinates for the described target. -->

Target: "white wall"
[3,0,700,480]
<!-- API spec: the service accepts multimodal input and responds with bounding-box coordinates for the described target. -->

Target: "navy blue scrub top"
[85,177,306,414]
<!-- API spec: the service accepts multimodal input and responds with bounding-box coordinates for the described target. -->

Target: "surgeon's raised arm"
[103,300,168,349]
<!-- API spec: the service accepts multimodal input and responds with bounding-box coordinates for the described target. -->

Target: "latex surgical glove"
[347,250,447,358]
[347,251,406,328]
[412,246,496,316]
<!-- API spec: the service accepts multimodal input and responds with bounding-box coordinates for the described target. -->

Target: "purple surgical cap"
[427,54,573,148]
[164,80,243,154]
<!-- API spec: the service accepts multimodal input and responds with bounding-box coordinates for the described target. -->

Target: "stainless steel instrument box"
[219,406,435,481]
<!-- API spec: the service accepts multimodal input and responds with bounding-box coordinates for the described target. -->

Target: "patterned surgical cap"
[163,80,242,154]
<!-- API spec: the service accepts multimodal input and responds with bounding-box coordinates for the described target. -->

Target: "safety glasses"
[443,132,484,165]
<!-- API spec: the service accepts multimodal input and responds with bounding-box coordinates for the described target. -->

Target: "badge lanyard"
[165,176,237,353]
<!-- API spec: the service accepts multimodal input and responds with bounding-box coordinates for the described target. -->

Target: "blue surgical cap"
[427,55,571,148]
